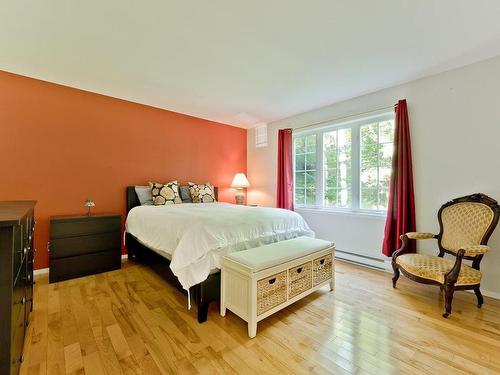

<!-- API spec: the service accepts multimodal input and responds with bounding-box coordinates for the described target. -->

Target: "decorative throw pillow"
[179,185,192,203]
[150,181,182,205]
[188,182,216,203]
[135,186,153,205]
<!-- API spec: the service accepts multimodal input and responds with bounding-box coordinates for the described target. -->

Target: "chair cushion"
[396,254,481,286]
[223,236,332,272]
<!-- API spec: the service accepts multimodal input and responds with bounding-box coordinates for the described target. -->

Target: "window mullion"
[352,125,360,210]
[376,123,380,210]
[316,132,324,207]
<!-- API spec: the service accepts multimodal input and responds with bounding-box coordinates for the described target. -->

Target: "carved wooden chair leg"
[473,286,484,308]
[443,283,455,318]
[391,263,400,288]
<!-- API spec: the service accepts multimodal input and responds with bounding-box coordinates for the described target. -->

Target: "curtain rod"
[292,104,395,132]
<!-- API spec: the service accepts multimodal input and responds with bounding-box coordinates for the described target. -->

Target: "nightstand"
[49,213,122,283]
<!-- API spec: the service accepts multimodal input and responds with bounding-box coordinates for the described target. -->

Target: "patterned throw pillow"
[150,181,182,205]
[188,182,216,203]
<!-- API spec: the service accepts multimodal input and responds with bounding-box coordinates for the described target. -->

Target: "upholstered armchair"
[392,193,500,318]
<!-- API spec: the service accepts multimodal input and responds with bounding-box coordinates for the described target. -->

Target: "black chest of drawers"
[49,213,122,283]
[0,201,36,375]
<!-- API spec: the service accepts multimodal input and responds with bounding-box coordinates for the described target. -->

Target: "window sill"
[295,206,387,219]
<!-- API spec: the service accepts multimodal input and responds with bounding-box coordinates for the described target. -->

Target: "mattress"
[125,202,314,290]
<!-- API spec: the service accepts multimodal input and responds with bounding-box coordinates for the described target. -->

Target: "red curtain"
[276,128,294,210]
[382,99,416,256]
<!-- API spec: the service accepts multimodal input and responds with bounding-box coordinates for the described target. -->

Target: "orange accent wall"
[0,71,247,269]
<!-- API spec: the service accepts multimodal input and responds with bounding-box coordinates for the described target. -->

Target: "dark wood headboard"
[126,185,219,213]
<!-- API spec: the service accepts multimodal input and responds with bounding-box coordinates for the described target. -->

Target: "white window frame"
[293,112,394,216]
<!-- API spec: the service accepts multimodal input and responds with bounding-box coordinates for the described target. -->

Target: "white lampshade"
[231,173,250,189]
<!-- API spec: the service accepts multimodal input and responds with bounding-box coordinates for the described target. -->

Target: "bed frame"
[125,186,221,323]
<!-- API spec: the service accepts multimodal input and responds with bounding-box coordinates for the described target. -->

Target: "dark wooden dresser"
[0,201,36,375]
[49,213,122,283]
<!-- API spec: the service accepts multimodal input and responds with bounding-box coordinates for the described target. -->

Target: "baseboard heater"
[335,249,387,271]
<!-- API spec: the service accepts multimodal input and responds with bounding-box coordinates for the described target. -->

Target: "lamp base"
[235,191,245,205]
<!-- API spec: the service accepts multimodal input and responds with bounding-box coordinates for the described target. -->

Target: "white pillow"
[135,186,153,205]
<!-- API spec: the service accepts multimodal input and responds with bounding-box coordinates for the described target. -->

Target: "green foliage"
[360,121,394,210]
[294,134,317,205]
[294,120,393,209]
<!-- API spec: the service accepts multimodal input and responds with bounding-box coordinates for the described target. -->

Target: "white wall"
[247,55,500,297]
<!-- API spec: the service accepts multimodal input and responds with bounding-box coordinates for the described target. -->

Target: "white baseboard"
[33,253,500,301]
[337,252,500,301]
[465,288,500,300]
[335,249,386,270]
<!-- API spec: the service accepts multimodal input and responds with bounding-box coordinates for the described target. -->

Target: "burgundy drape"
[382,99,416,256]
[276,128,294,210]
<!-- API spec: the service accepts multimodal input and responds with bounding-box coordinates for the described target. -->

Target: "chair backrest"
[438,194,500,253]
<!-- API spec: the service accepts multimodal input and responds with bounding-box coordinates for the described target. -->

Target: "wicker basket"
[313,254,333,286]
[257,271,287,315]
[288,261,312,298]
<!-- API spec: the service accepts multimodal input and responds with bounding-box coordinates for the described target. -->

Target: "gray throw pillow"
[179,186,192,202]
[135,186,153,205]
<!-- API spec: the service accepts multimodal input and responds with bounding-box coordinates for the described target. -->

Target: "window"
[293,113,395,213]
[294,134,317,206]
[360,120,394,210]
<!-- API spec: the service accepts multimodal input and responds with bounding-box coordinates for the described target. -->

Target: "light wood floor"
[21,260,500,375]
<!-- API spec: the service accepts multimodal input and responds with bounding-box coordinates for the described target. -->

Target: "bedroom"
[1,1,500,374]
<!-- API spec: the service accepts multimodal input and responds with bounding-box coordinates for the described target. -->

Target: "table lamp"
[231,173,250,205]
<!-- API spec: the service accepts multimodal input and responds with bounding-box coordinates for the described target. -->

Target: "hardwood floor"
[21,260,500,375]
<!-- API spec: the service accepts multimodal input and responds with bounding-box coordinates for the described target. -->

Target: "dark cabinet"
[0,201,36,375]
[49,213,122,283]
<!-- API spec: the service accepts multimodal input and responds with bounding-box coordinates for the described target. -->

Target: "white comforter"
[125,203,314,290]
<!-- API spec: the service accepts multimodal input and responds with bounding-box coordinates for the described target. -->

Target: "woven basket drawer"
[288,262,312,298]
[313,253,333,286]
[257,271,287,315]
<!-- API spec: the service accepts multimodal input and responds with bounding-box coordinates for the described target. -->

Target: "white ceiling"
[2,1,500,129]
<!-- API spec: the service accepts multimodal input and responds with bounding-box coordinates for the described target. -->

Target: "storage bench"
[220,236,334,337]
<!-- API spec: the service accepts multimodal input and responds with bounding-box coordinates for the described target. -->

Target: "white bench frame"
[220,246,334,337]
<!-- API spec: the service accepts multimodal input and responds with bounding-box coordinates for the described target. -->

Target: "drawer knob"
[268,278,276,284]
[296,267,303,274]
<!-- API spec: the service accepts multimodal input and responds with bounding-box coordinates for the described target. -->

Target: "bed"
[124,186,314,322]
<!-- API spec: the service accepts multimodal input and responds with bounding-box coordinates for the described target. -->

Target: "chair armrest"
[392,234,414,260]
[461,245,489,256]
[405,232,436,240]
[445,249,465,284]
